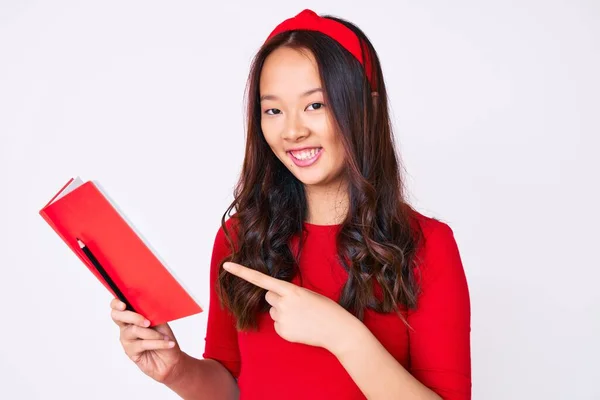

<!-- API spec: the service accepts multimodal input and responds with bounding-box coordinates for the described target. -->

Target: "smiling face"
[259,46,347,188]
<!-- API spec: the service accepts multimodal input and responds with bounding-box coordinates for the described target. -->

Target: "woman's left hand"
[223,261,360,353]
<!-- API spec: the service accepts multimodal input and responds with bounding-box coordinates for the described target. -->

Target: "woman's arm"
[163,352,239,400]
[164,222,241,399]
[329,320,442,400]
[330,222,471,400]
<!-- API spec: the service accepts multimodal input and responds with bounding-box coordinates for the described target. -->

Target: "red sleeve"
[202,223,241,378]
[408,222,472,399]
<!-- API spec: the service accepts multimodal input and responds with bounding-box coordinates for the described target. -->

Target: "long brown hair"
[217,14,425,331]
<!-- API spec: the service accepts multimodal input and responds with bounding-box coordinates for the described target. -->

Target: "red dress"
[203,211,471,399]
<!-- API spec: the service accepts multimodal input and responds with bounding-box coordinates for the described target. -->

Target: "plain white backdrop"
[1,1,598,399]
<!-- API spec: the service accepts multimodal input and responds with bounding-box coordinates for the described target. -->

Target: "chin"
[295,172,330,186]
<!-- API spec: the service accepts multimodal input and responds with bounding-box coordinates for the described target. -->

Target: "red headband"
[264,9,376,89]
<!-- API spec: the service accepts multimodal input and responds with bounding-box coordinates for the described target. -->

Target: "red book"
[39,177,203,326]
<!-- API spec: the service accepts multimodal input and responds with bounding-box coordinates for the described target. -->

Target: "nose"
[282,111,308,141]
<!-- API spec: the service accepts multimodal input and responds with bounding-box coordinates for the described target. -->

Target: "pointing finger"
[223,262,290,295]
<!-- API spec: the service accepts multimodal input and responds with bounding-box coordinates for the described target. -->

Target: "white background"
[1,1,598,399]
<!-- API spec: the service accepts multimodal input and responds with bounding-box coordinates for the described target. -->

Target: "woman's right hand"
[110,298,184,384]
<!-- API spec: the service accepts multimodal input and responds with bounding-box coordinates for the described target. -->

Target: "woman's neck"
[304,180,349,225]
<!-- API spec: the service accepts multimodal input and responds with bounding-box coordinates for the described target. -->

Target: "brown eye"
[306,103,324,111]
[265,108,281,115]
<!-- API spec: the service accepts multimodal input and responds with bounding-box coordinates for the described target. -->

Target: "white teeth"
[291,148,320,160]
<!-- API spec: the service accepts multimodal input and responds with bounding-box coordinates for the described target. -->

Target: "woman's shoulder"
[408,208,466,286]
[212,212,241,250]
[409,208,456,243]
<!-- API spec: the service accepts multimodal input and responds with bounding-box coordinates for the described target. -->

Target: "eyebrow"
[260,88,323,102]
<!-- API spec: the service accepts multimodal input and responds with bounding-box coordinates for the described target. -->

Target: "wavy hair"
[217,14,425,331]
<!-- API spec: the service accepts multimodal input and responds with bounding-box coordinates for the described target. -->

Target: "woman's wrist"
[326,315,371,358]
[161,350,191,387]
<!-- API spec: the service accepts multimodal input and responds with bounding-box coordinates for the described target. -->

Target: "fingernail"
[223,262,230,270]
[168,341,175,347]
[163,335,170,341]
[143,319,150,327]
[120,302,126,310]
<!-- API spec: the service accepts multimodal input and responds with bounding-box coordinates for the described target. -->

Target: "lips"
[287,147,323,167]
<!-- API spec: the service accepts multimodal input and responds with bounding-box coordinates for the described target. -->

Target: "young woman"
[110,9,471,400]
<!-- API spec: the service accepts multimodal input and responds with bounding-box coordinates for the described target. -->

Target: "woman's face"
[259,46,347,188]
